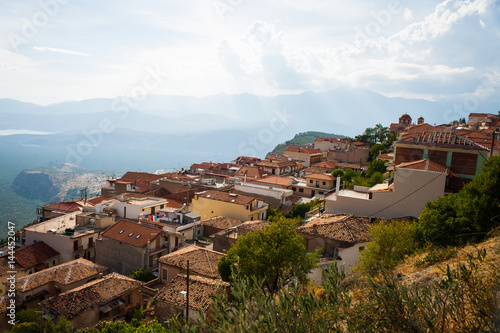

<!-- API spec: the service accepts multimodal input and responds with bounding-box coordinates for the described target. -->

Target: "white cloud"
[404,8,414,21]
[33,46,90,57]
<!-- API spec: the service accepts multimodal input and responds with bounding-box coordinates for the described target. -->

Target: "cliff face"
[11,170,59,201]
[11,164,109,202]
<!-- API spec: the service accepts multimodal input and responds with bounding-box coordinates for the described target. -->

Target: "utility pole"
[186,259,190,324]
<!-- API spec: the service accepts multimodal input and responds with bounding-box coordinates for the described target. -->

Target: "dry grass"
[394,236,500,287]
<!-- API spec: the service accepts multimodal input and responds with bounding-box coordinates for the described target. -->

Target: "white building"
[95,195,167,220]
[325,159,449,219]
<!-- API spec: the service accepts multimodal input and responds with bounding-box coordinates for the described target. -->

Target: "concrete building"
[96,219,169,274]
[297,214,374,280]
[0,242,60,295]
[95,195,168,220]
[190,190,268,221]
[25,211,109,263]
[14,258,108,309]
[314,137,350,151]
[284,146,326,168]
[234,182,294,206]
[157,245,224,284]
[154,274,228,326]
[39,273,142,330]
[325,159,449,219]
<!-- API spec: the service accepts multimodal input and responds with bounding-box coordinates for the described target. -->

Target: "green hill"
[270,131,346,155]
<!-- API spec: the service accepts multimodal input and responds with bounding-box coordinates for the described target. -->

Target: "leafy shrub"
[356,219,418,274]
[128,269,156,282]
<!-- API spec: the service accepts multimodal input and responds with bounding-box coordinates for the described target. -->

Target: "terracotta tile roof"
[266,153,288,161]
[191,162,217,170]
[44,201,84,213]
[165,199,185,209]
[86,196,110,205]
[155,274,228,312]
[351,142,369,149]
[238,220,271,232]
[396,159,449,174]
[398,131,489,150]
[453,130,500,150]
[117,172,165,193]
[0,295,21,314]
[40,273,142,319]
[195,190,256,206]
[468,112,496,118]
[305,173,335,181]
[297,214,372,245]
[101,219,163,248]
[234,156,261,164]
[234,166,268,180]
[376,153,394,161]
[253,176,295,187]
[285,146,322,154]
[142,187,172,198]
[16,258,108,293]
[0,255,23,277]
[200,216,243,229]
[401,123,434,133]
[11,242,59,270]
[158,246,223,279]
[311,161,337,169]
[255,160,297,168]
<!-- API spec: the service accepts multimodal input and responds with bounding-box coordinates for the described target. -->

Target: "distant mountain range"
[3,88,498,137]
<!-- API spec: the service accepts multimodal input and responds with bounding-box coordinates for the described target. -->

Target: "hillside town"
[1,112,499,331]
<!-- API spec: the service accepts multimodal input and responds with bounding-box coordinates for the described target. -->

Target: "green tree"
[366,159,387,178]
[355,124,391,147]
[331,168,344,178]
[128,269,156,283]
[217,219,319,294]
[45,316,73,333]
[416,156,500,246]
[342,169,358,183]
[16,307,41,324]
[11,322,41,333]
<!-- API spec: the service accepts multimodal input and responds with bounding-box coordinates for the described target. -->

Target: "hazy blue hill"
[3,88,492,137]
[0,98,44,114]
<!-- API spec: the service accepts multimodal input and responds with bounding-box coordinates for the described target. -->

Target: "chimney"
[336,176,341,193]
[425,158,430,171]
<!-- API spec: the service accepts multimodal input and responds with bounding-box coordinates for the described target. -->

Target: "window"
[299,188,304,193]
[309,180,313,184]
[162,268,168,281]
[316,181,320,187]
[160,204,164,209]
[128,232,134,237]
[52,260,56,266]
[292,187,297,191]
[322,181,326,185]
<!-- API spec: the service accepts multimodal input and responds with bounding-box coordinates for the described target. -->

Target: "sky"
[0,0,499,105]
